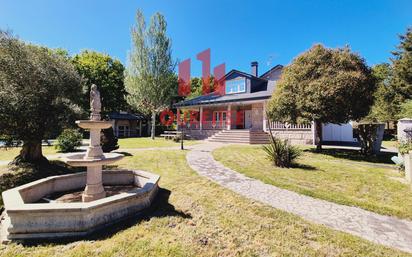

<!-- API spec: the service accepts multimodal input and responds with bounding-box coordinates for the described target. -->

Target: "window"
[225,78,246,94]
[118,125,129,137]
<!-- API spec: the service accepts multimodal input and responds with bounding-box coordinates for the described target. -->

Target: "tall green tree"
[367,63,397,123]
[73,50,128,115]
[390,27,412,117]
[268,44,375,150]
[0,31,82,164]
[125,10,176,139]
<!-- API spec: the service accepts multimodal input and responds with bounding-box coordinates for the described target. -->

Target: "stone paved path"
[186,142,412,253]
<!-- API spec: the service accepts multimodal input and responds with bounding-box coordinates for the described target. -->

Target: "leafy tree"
[187,76,215,99]
[399,100,412,118]
[125,10,176,139]
[391,27,412,107]
[0,31,82,164]
[268,44,375,150]
[367,63,398,123]
[73,50,128,115]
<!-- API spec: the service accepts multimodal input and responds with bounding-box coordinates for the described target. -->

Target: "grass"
[118,137,200,149]
[0,150,410,256]
[382,140,398,149]
[0,146,58,162]
[213,145,412,220]
[0,137,201,162]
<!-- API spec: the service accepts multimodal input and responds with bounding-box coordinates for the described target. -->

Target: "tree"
[0,31,82,164]
[187,76,215,99]
[399,100,412,119]
[268,44,375,151]
[125,10,176,139]
[367,63,398,123]
[73,50,128,115]
[391,27,412,105]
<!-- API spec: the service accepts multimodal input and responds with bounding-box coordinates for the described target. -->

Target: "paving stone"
[186,142,412,253]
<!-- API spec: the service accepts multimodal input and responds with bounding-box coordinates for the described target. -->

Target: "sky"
[0,0,411,77]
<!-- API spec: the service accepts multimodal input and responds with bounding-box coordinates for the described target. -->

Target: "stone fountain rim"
[2,170,160,213]
[60,152,124,166]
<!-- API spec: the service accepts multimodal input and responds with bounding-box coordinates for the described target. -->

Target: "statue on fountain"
[90,84,102,121]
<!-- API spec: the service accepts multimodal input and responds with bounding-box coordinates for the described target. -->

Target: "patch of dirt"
[36,185,139,203]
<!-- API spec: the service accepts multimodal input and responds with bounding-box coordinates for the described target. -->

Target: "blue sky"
[0,0,411,76]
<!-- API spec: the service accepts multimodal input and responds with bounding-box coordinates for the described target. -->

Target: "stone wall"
[398,118,412,143]
[269,130,313,145]
[186,129,221,139]
[251,103,263,131]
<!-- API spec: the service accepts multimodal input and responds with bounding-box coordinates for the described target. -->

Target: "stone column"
[200,106,203,131]
[398,118,412,143]
[263,102,267,132]
[227,105,232,130]
[85,128,103,159]
[82,165,106,202]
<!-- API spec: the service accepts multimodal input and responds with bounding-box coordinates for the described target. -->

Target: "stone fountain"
[64,84,123,202]
[0,85,160,242]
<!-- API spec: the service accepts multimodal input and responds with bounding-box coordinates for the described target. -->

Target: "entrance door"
[213,111,227,129]
[244,110,252,129]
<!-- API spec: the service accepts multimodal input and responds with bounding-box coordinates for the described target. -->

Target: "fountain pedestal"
[83,165,105,202]
[74,120,115,202]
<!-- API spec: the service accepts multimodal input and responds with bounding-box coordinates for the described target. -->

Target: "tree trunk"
[12,140,48,165]
[151,111,156,140]
[315,120,323,151]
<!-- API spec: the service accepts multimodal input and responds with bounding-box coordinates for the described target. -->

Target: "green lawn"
[118,137,200,149]
[213,145,412,220]
[382,140,398,149]
[0,150,409,256]
[0,138,200,162]
[0,146,59,162]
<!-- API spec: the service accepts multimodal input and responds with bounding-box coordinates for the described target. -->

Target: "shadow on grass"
[305,148,395,164]
[19,188,191,246]
[290,163,317,170]
[113,151,133,156]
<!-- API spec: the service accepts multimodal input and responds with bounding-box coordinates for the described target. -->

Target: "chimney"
[251,61,258,77]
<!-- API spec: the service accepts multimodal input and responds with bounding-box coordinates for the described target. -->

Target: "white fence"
[267,121,312,130]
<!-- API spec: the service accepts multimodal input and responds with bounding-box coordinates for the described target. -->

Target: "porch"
[177,102,314,144]
[177,102,268,131]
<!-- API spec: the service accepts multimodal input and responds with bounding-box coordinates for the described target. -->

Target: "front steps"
[208,130,270,144]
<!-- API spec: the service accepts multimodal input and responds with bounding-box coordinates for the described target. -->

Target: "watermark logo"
[160,48,244,128]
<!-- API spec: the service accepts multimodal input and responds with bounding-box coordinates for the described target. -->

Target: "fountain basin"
[0,170,160,242]
[61,152,124,166]
[75,120,112,130]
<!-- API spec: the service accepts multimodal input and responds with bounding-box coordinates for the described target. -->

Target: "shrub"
[399,142,412,155]
[101,127,119,152]
[355,123,384,155]
[55,129,83,153]
[263,135,301,168]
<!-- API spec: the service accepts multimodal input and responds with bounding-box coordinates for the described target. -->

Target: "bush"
[355,123,384,155]
[55,129,83,153]
[263,135,301,168]
[399,142,412,155]
[101,127,119,152]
